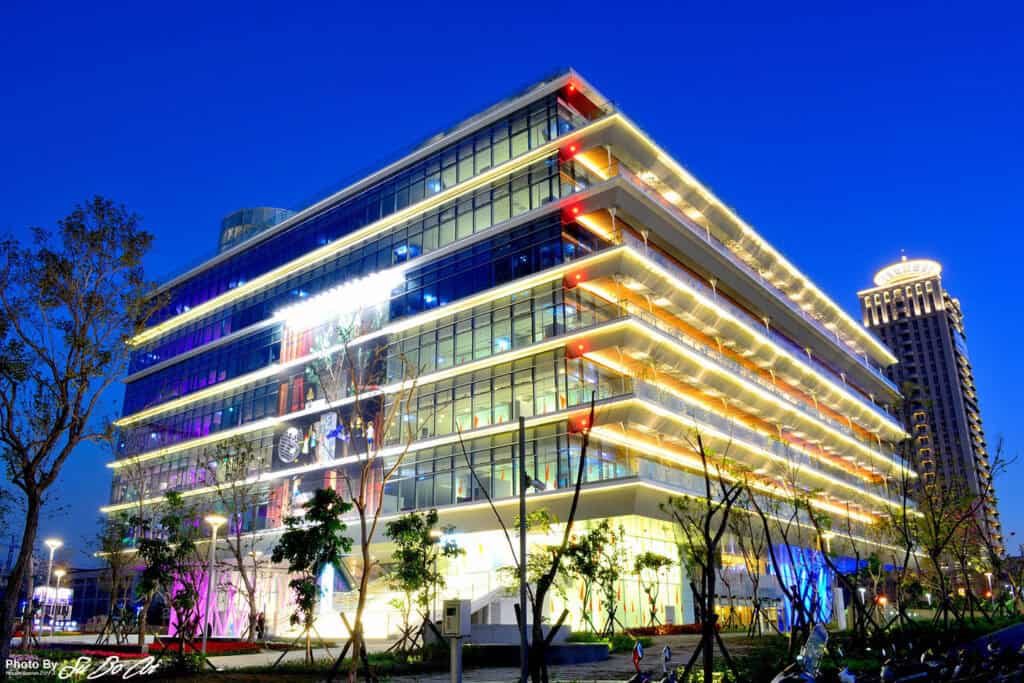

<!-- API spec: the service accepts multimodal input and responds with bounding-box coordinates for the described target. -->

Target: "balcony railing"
[633,381,897,501]
[615,164,899,394]
[622,307,904,473]
[608,222,900,430]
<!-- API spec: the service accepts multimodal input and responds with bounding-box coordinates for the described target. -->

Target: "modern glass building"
[106,70,912,638]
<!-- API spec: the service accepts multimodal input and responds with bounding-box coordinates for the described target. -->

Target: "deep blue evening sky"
[2,0,1021,565]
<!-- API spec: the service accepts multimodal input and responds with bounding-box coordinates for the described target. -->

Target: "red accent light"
[575,273,582,281]
[577,344,584,351]
[569,144,577,153]
[568,83,576,92]
[571,206,580,215]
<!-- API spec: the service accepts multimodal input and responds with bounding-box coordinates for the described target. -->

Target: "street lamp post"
[44,539,62,638]
[53,568,66,632]
[429,528,443,626]
[202,514,227,656]
[985,571,994,603]
[516,402,546,683]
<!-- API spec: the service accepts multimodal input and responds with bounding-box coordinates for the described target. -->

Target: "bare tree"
[915,478,982,629]
[661,433,743,683]
[117,454,160,651]
[204,435,267,642]
[456,396,595,683]
[727,508,769,636]
[744,483,824,659]
[308,324,420,683]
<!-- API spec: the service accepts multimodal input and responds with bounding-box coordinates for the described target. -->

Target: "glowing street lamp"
[821,531,835,554]
[43,538,62,636]
[925,592,932,607]
[201,514,227,656]
[858,587,867,604]
[985,572,994,603]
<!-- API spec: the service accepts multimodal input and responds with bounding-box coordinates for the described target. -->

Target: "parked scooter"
[627,640,652,683]
[656,645,677,683]
[879,643,953,682]
[771,624,830,683]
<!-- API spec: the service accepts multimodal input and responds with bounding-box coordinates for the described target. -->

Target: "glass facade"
[123,326,282,414]
[150,96,576,326]
[130,154,589,374]
[117,274,616,459]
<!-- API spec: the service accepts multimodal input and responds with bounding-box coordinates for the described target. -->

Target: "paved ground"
[208,633,757,681]
[36,632,762,681]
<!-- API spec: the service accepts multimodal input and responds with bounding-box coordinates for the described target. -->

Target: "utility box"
[442,599,471,638]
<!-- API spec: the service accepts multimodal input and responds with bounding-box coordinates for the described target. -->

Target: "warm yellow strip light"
[103,476,909,556]
[109,318,631,469]
[583,273,899,443]
[592,426,877,525]
[611,115,897,366]
[625,394,901,510]
[133,112,894,373]
[116,247,626,427]
[612,317,912,476]
[111,418,281,469]
[131,117,619,347]
[588,351,886,486]
[574,214,617,242]
[573,152,611,180]
[605,249,905,439]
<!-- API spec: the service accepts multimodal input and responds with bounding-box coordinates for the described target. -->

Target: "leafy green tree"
[634,551,672,626]
[271,487,353,664]
[133,492,205,664]
[594,523,628,637]
[0,197,159,672]
[384,508,463,650]
[564,520,614,632]
[498,510,572,605]
[94,513,135,645]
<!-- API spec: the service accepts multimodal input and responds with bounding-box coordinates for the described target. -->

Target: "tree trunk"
[246,591,258,643]
[530,601,546,683]
[20,560,35,650]
[138,594,152,653]
[703,567,715,683]
[0,493,41,679]
[350,508,372,682]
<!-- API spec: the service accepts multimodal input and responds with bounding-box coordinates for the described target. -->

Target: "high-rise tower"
[859,257,1001,552]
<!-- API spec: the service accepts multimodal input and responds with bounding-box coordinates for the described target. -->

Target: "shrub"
[566,632,652,653]
[626,623,713,636]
